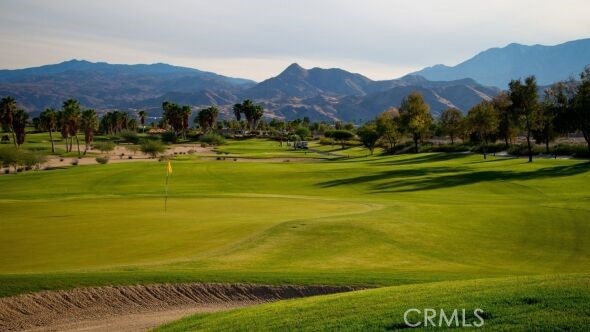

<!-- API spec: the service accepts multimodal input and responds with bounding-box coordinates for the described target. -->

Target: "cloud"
[1,0,589,80]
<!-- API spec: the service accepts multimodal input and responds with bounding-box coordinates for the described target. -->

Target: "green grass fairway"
[158,274,590,331]
[1,139,590,327]
[213,138,328,159]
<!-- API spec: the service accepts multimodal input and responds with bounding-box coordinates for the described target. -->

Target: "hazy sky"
[1,0,589,81]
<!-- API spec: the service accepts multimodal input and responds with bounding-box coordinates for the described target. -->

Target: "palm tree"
[80,109,98,154]
[181,106,192,139]
[56,110,69,152]
[40,108,58,153]
[197,106,219,133]
[1,96,18,147]
[234,100,264,131]
[62,99,82,156]
[112,111,123,134]
[138,110,147,132]
[13,109,28,146]
[121,112,130,131]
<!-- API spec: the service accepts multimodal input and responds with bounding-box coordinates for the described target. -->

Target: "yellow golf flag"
[167,160,172,175]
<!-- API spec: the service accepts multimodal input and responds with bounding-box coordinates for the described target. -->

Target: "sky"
[1,0,589,81]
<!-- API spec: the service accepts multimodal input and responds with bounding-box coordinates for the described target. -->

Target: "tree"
[13,109,28,146]
[330,129,354,149]
[493,91,517,148]
[196,106,219,133]
[0,96,18,148]
[234,99,264,130]
[573,67,590,152]
[375,108,402,152]
[295,126,311,140]
[534,85,565,154]
[467,101,498,159]
[439,108,463,144]
[509,76,539,162]
[399,92,432,152]
[39,108,57,153]
[80,109,99,154]
[62,99,82,156]
[32,117,41,131]
[233,103,242,122]
[181,106,191,138]
[138,110,147,132]
[357,123,380,155]
[56,110,69,152]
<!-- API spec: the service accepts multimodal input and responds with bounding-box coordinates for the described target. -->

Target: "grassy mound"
[158,274,590,331]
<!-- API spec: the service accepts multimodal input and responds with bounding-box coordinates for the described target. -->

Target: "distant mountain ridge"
[0,59,255,112]
[411,38,590,88]
[244,63,372,99]
[239,63,498,121]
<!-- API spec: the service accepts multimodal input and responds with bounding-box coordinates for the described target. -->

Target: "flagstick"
[164,160,172,212]
[164,172,169,212]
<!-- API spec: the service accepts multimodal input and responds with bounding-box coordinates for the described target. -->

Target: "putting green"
[0,196,373,273]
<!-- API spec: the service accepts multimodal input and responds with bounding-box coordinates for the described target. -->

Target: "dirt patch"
[0,283,358,331]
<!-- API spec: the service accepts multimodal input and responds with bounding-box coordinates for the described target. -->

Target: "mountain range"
[245,63,498,121]
[0,60,498,121]
[1,38,588,121]
[412,38,590,88]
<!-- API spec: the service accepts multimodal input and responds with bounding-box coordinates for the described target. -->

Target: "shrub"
[118,130,139,144]
[505,144,545,157]
[199,133,226,146]
[22,151,47,169]
[161,131,178,144]
[552,143,590,158]
[382,141,415,155]
[0,146,19,169]
[319,137,335,145]
[470,143,506,154]
[96,156,110,164]
[420,143,471,153]
[0,147,47,171]
[93,141,116,153]
[126,145,140,155]
[140,140,166,158]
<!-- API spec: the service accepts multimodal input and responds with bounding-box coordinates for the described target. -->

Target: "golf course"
[1,137,589,330]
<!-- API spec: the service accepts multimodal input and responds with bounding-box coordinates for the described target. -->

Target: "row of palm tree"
[38,99,99,156]
[196,106,219,133]
[162,102,191,139]
[99,110,137,135]
[0,96,29,148]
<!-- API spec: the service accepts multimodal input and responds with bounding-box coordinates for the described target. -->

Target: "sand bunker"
[0,283,357,331]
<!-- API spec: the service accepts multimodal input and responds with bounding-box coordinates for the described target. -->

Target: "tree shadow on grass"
[368,152,471,167]
[317,167,461,188]
[317,162,590,193]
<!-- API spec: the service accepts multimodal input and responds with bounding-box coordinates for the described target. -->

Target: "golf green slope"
[1,140,589,325]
